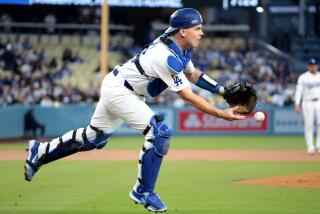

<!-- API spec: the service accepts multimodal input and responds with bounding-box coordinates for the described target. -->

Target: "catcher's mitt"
[223,81,257,114]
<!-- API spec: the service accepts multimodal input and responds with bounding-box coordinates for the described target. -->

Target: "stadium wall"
[0,105,304,139]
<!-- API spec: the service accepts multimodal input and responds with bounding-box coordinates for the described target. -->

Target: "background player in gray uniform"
[295,58,320,154]
[24,8,246,212]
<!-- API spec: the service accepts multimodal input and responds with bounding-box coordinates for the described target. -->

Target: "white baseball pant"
[302,99,320,152]
[90,71,155,137]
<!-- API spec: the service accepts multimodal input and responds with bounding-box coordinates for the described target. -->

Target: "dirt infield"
[1,149,320,161]
[237,173,320,188]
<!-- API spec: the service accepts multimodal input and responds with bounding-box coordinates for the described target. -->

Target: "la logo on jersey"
[172,75,183,86]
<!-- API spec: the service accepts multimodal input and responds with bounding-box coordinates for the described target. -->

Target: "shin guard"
[135,115,173,193]
[41,125,111,164]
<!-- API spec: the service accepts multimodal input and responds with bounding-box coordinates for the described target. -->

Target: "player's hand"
[219,106,246,121]
[295,105,301,113]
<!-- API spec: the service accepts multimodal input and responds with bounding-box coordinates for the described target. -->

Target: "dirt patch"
[237,173,320,188]
[1,150,320,161]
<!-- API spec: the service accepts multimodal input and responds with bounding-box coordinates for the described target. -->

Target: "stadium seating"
[0,32,297,107]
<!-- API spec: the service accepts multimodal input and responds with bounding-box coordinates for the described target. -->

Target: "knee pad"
[80,125,112,151]
[150,115,173,156]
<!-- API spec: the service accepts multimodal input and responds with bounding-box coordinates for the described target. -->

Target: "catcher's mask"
[165,8,203,34]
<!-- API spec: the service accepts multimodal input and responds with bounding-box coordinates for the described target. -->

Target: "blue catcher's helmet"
[165,8,203,34]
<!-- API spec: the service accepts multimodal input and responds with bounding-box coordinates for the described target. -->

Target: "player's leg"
[32,128,37,138]
[314,101,320,152]
[24,98,121,181]
[130,115,173,212]
[302,101,315,154]
[39,124,45,137]
[106,91,172,212]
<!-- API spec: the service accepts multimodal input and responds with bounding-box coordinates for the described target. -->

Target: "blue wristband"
[195,73,221,94]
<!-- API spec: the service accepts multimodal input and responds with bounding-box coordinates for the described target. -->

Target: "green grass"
[0,136,306,150]
[0,136,318,214]
[0,161,319,214]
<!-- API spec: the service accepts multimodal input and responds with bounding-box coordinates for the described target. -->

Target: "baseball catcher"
[24,8,247,213]
[223,81,257,114]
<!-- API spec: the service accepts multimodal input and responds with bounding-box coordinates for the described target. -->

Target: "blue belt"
[113,69,134,91]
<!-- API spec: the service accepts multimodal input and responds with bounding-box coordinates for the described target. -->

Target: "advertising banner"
[0,0,182,7]
[177,110,269,133]
[0,0,29,4]
[273,109,304,134]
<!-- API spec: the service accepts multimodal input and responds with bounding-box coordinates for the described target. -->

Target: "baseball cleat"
[24,140,43,182]
[130,190,167,212]
[307,148,315,155]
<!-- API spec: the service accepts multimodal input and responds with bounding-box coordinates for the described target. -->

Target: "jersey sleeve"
[295,74,303,105]
[151,53,190,92]
[184,60,196,74]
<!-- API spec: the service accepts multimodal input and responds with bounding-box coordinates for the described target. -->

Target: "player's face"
[183,24,203,48]
[309,64,318,74]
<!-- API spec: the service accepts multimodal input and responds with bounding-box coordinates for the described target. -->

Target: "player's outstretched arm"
[177,87,246,121]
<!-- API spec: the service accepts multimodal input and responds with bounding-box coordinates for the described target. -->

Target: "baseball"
[254,111,265,122]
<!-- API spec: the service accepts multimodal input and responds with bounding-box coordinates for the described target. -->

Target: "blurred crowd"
[1,33,299,108]
[0,37,99,107]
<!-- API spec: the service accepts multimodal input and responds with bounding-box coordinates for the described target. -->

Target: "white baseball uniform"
[90,38,195,134]
[295,70,320,152]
